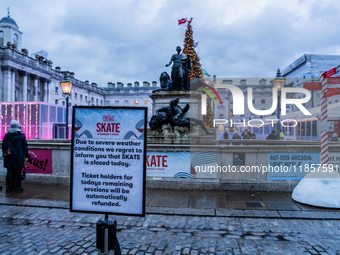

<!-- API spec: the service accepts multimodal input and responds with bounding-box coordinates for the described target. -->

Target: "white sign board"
[146,152,190,178]
[70,107,147,216]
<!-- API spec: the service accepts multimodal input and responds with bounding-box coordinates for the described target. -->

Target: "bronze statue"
[150,98,213,135]
[152,72,174,92]
[165,46,188,91]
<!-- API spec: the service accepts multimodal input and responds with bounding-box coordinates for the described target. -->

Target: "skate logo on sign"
[96,114,120,135]
[146,155,168,168]
[103,114,115,122]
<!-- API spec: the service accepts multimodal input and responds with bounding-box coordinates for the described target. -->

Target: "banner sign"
[70,106,147,216]
[233,153,245,165]
[267,152,320,180]
[325,77,340,84]
[325,88,340,98]
[26,149,52,174]
[146,151,190,178]
[303,82,321,90]
[321,67,337,79]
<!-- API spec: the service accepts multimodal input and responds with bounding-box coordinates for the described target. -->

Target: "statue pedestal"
[149,90,203,120]
[148,90,213,144]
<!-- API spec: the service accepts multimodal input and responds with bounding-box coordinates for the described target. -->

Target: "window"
[85,96,88,102]
[144,100,148,105]
[80,94,83,101]
[55,99,58,105]
[13,34,18,45]
[252,99,255,104]
[91,97,94,103]
[96,99,98,105]
[115,100,119,106]
[261,99,265,104]
[75,93,77,99]
[100,100,103,105]
[230,101,233,105]
[55,87,59,94]
[134,100,138,105]
[62,101,65,106]
[125,100,128,106]
[0,31,4,47]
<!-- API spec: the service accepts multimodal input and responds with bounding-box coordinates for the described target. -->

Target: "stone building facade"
[0,12,158,132]
[0,13,159,139]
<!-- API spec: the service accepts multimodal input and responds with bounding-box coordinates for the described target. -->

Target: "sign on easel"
[70,106,147,216]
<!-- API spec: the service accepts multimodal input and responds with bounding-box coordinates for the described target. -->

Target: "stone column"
[23,72,28,102]
[4,68,12,102]
[11,71,16,102]
[34,76,38,102]
[44,80,48,103]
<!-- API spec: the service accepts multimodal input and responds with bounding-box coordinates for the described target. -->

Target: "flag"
[194,42,199,48]
[321,67,337,79]
[178,18,187,25]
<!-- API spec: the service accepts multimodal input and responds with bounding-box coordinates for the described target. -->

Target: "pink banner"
[26,149,52,174]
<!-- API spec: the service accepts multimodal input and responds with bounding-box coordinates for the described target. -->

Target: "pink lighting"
[0,102,72,140]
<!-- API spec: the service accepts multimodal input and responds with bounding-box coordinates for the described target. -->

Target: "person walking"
[2,120,28,192]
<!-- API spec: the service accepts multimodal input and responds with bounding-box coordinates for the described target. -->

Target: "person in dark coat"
[242,129,251,139]
[266,130,277,140]
[232,131,241,139]
[223,131,229,139]
[2,120,28,192]
[232,131,242,145]
[250,133,257,139]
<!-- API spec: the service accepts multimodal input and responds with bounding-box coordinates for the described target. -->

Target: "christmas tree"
[202,102,214,129]
[182,19,203,79]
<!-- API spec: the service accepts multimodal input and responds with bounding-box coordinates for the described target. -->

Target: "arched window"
[0,31,4,47]
[13,33,18,45]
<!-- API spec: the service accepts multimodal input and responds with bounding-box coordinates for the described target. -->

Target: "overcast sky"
[2,0,340,87]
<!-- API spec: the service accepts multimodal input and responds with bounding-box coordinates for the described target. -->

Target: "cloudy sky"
[2,0,340,87]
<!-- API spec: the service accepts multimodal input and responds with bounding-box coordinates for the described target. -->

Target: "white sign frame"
[70,106,147,216]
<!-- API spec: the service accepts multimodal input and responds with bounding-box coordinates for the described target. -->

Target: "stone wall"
[0,139,339,191]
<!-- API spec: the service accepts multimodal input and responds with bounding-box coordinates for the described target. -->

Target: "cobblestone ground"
[0,205,339,254]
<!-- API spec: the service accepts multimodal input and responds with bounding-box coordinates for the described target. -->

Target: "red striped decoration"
[320,79,328,166]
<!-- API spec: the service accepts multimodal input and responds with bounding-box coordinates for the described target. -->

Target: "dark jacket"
[223,132,229,139]
[232,133,241,139]
[266,133,277,140]
[2,132,28,169]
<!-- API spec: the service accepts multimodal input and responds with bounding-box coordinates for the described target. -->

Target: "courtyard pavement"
[0,182,339,254]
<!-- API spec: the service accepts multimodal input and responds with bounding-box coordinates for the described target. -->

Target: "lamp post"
[272,69,285,140]
[60,72,73,139]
